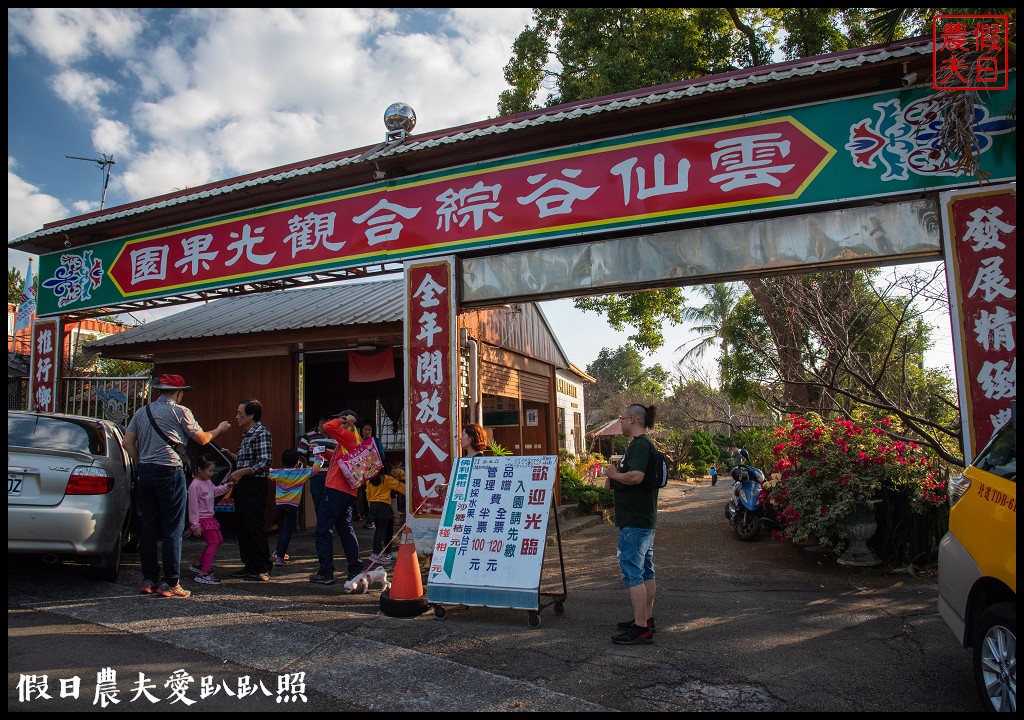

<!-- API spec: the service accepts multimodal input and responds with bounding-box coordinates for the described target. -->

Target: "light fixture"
[383,102,416,143]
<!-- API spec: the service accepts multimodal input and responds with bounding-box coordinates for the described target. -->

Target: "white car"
[8,411,136,581]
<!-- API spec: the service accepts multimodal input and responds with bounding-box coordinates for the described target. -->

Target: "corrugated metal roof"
[13,39,933,245]
[87,278,403,348]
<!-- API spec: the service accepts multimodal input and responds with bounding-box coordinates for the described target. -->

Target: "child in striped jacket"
[270,448,323,566]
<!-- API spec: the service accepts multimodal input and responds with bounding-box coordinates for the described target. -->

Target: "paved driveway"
[8,481,981,711]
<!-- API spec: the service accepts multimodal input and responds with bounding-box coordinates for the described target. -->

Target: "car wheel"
[90,531,123,583]
[972,602,1016,713]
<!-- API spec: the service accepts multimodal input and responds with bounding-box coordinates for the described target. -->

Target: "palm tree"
[676,282,740,379]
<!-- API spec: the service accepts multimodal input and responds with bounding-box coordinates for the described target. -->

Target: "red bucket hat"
[152,373,192,390]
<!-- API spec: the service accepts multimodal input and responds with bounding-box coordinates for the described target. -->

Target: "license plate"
[8,474,24,496]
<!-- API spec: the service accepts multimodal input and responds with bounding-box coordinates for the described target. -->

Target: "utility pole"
[65,154,115,209]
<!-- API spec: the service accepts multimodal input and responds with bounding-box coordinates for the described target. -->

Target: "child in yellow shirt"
[366,464,406,565]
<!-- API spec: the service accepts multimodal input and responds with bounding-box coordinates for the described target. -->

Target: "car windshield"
[972,421,1016,481]
[8,414,106,455]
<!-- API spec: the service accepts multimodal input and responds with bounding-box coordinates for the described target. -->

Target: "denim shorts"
[616,527,656,588]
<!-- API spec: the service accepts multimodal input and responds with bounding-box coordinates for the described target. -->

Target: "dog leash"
[361,481,447,573]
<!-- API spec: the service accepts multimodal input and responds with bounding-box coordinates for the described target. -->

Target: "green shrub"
[675,461,697,479]
[685,430,718,466]
[764,412,948,565]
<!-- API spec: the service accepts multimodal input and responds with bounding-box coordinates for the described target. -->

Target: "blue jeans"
[309,473,327,509]
[137,463,187,586]
[617,527,656,588]
[314,488,363,578]
[274,505,298,558]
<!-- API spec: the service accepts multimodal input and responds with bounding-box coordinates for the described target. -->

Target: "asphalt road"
[8,481,982,712]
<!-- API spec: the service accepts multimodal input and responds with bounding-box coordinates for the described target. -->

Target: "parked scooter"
[725,464,767,541]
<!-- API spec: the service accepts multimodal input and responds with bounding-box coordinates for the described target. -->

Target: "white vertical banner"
[13,258,36,336]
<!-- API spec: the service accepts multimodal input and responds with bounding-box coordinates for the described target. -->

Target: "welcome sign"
[36,76,1016,316]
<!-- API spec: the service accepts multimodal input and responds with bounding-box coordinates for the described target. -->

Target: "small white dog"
[343,566,390,594]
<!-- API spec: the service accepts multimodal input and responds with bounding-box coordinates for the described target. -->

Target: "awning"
[591,419,622,436]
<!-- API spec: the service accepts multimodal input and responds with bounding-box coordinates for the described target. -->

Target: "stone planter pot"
[837,500,882,567]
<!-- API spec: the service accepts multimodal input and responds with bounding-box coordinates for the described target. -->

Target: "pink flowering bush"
[763,412,948,563]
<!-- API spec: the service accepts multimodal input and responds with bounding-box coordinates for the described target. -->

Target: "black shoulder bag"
[145,404,193,474]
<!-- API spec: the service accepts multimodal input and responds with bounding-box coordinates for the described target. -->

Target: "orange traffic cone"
[389,525,423,600]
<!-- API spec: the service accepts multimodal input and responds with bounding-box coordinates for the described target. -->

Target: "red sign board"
[29,317,61,413]
[942,185,1016,462]
[933,15,1009,90]
[106,118,830,298]
[404,258,459,518]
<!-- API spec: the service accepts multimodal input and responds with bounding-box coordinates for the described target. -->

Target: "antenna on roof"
[65,154,115,209]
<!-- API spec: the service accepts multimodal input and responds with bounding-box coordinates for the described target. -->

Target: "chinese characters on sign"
[932,14,1009,90]
[427,456,558,611]
[942,186,1016,463]
[29,317,61,412]
[16,669,307,706]
[404,258,457,519]
[38,117,837,315]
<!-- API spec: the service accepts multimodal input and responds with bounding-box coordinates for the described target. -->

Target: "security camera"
[901,72,918,87]
[372,169,386,181]
[63,239,72,248]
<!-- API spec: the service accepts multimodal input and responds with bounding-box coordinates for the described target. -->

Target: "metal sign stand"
[431,497,568,627]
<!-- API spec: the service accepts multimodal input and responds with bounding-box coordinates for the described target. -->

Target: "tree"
[9,268,25,305]
[723,266,963,464]
[584,345,669,426]
[676,282,741,378]
[498,8,763,116]
[495,8,977,463]
[574,289,686,354]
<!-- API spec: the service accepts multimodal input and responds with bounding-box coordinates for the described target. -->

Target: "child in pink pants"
[187,456,234,584]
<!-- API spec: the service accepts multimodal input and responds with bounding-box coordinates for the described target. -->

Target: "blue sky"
[6,8,954,376]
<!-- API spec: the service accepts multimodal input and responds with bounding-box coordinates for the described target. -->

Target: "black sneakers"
[612,623,654,645]
[616,617,656,634]
[309,573,335,585]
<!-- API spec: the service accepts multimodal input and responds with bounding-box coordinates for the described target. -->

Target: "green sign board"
[37,75,1016,315]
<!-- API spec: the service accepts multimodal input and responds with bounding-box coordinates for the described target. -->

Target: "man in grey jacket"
[124,374,231,598]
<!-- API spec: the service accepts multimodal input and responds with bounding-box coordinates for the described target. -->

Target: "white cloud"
[49,68,118,116]
[85,8,529,205]
[7,8,534,244]
[7,160,67,242]
[92,118,136,158]
[118,145,217,200]
[7,8,144,66]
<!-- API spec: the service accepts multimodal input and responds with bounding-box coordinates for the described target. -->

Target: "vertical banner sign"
[941,184,1016,463]
[29,317,61,413]
[404,256,459,547]
[427,455,558,610]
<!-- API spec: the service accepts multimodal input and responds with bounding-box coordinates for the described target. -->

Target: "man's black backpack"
[643,445,669,491]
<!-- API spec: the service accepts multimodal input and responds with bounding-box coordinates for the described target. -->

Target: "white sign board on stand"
[427,455,558,611]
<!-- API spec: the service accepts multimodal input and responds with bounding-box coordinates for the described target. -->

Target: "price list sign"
[427,455,558,611]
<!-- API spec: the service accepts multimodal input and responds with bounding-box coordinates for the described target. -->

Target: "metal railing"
[61,376,151,427]
[8,376,29,411]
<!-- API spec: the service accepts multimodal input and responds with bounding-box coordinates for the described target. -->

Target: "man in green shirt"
[604,403,660,645]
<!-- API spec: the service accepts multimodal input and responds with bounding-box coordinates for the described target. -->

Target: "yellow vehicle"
[937,408,1016,713]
